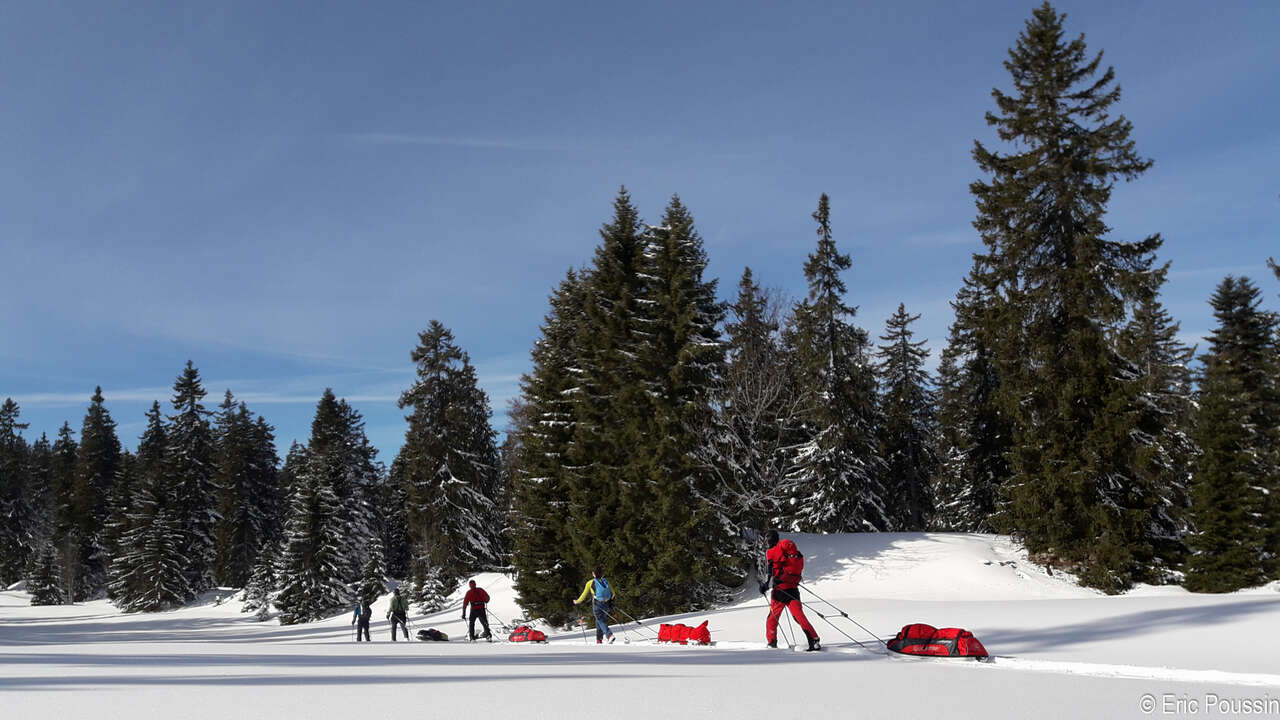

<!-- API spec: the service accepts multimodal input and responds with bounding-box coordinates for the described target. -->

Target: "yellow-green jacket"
[575,577,614,604]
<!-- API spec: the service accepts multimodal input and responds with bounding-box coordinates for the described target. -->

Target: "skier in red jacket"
[461,580,492,641]
[761,529,820,651]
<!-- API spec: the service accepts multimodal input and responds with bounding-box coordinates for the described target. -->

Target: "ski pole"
[613,607,660,638]
[798,584,887,644]
[800,601,874,650]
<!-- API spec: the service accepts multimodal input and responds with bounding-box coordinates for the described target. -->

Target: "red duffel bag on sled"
[887,623,988,659]
[508,625,548,643]
[658,621,711,645]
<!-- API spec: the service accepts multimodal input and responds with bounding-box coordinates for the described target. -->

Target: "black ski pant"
[355,620,370,642]
[390,613,408,641]
[468,608,491,640]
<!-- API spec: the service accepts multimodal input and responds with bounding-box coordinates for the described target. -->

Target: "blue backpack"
[593,577,613,602]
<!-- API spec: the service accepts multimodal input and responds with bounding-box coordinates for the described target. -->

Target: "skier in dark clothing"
[462,580,492,641]
[351,598,373,642]
[387,587,409,641]
[760,529,820,651]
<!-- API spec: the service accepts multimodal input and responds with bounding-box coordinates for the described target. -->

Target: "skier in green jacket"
[387,587,409,641]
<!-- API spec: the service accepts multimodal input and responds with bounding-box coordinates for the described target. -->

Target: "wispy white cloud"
[346,132,563,152]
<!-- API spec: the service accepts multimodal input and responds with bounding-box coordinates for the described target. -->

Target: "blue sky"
[2,0,1277,462]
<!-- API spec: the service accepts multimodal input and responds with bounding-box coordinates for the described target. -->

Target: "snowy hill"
[3,532,1278,719]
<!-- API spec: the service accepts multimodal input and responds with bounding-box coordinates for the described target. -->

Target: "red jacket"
[463,588,490,609]
[765,539,804,590]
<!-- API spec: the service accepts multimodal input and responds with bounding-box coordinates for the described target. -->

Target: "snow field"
[3,533,1278,719]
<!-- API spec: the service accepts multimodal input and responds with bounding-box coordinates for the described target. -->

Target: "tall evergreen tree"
[714,268,804,540]
[630,197,740,609]
[303,390,380,591]
[931,270,1012,532]
[510,270,586,624]
[109,402,194,612]
[1115,281,1197,573]
[971,3,1166,590]
[786,194,887,532]
[397,322,502,610]
[563,188,650,605]
[50,422,78,598]
[0,399,32,584]
[167,362,219,593]
[67,387,121,600]
[875,304,938,531]
[28,541,66,606]
[1186,276,1280,590]
[274,462,349,624]
[358,534,387,605]
[214,393,281,588]
[378,457,411,580]
[242,542,278,621]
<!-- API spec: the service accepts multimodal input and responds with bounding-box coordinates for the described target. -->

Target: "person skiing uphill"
[462,580,492,641]
[761,530,820,651]
[573,566,615,644]
[351,597,372,642]
[387,587,409,641]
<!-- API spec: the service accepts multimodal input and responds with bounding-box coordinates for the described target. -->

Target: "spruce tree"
[29,541,66,605]
[214,393,280,588]
[716,268,804,540]
[274,467,349,624]
[1115,281,1196,574]
[303,390,380,590]
[563,188,650,604]
[378,457,411,580]
[1186,276,1280,590]
[68,387,121,599]
[633,196,739,609]
[26,433,56,553]
[167,362,219,593]
[109,402,194,612]
[0,399,32,584]
[242,544,278,621]
[786,194,887,532]
[931,270,1012,532]
[50,422,78,598]
[971,3,1166,590]
[358,534,387,605]
[510,270,586,624]
[875,304,938,531]
[397,322,502,610]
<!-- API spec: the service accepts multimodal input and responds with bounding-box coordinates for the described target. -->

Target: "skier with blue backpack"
[573,566,615,644]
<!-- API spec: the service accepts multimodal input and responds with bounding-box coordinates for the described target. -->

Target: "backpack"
[775,540,804,586]
[508,625,548,643]
[416,628,448,642]
[593,578,612,601]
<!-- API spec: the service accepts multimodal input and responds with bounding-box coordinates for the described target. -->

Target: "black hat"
[765,529,779,547]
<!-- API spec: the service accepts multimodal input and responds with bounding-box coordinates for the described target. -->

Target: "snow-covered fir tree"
[631,196,740,610]
[396,321,502,611]
[166,362,219,594]
[970,4,1169,591]
[1186,276,1280,591]
[49,422,78,596]
[108,402,193,612]
[69,387,121,599]
[709,269,803,556]
[28,541,65,605]
[213,392,281,588]
[0,398,32,585]
[242,542,278,620]
[930,270,1010,532]
[274,466,348,624]
[302,390,381,591]
[875,304,938,531]
[785,194,887,532]
[509,270,588,625]
[358,534,387,605]
[1114,280,1197,577]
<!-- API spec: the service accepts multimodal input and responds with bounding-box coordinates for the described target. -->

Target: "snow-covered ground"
[4,533,1279,719]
